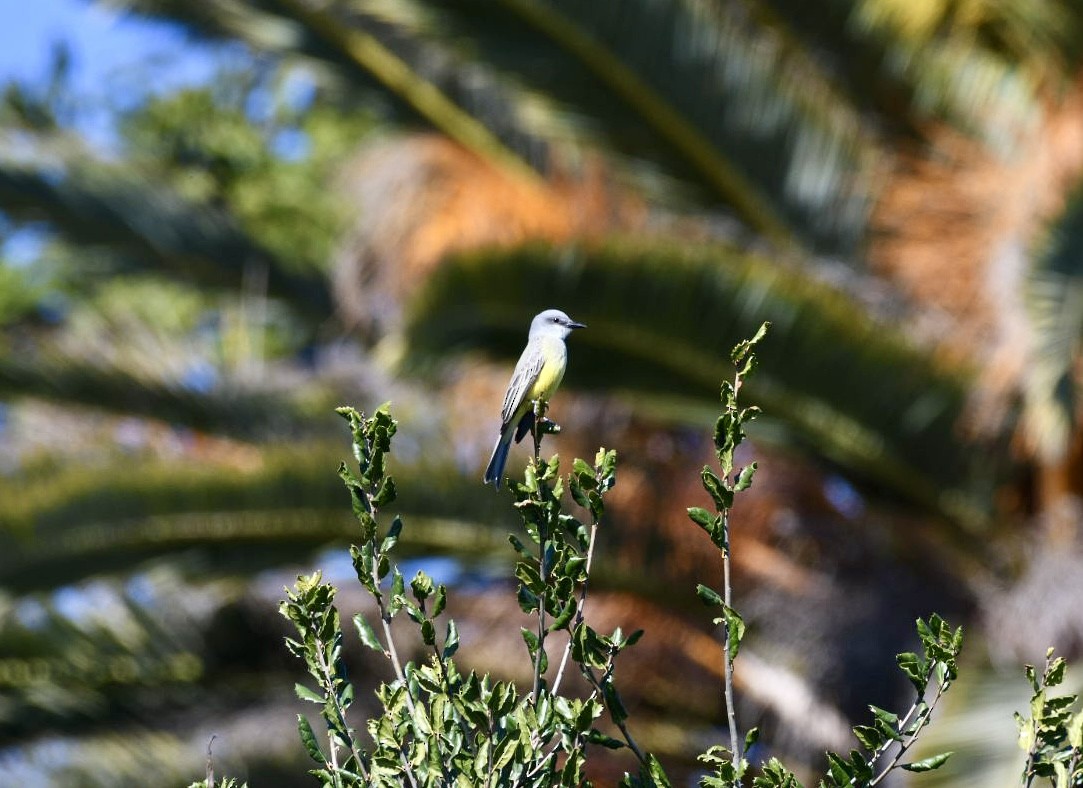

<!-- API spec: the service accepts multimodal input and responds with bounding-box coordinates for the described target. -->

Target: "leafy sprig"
[1017,647,1083,787]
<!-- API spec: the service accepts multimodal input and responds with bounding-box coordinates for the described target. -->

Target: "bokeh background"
[2,0,1083,785]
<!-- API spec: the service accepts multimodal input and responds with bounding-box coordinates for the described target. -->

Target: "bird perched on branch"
[484,309,586,489]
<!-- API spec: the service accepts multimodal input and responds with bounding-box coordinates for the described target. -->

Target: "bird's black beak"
[567,319,586,330]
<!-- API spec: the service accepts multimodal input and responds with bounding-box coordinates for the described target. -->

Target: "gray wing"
[500,343,544,429]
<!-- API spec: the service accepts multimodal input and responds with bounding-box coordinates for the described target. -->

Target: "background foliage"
[4,0,1083,784]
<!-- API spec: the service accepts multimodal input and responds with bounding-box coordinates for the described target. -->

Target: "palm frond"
[0,445,515,591]
[107,0,554,180]
[0,352,313,440]
[429,0,882,253]
[1023,185,1083,461]
[402,238,1008,526]
[764,0,1080,150]
[847,0,1078,149]
[111,0,884,254]
[0,140,331,318]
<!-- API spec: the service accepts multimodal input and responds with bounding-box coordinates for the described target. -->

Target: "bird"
[483,309,586,489]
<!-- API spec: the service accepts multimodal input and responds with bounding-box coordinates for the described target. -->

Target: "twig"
[550,518,599,696]
[530,399,549,702]
[205,734,217,788]
[721,508,740,762]
[582,661,648,765]
[721,366,742,764]
[868,673,951,786]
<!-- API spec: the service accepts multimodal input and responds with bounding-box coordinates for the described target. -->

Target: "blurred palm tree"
[5,0,1083,783]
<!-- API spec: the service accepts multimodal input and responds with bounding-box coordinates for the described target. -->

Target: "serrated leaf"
[295,683,324,705]
[1048,657,1068,687]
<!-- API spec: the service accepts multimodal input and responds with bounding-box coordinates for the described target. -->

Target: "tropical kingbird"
[483,309,586,489]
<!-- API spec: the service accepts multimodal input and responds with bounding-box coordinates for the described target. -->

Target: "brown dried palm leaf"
[331,133,641,339]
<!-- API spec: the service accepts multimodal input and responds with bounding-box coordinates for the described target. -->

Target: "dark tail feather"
[513,410,534,444]
[484,433,512,489]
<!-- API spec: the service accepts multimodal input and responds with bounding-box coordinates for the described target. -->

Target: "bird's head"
[530,309,586,340]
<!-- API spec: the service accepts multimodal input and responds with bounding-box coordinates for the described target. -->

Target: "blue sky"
[0,0,221,141]
[0,0,213,86]
[0,0,225,262]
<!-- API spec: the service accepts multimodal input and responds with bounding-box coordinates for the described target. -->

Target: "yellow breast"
[525,336,568,403]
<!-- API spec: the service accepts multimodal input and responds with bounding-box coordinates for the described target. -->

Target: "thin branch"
[721,365,743,765]
[530,398,549,702]
[550,518,599,696]
[581,660,648,766]
[868,674,951,786]
[721,507,740,762]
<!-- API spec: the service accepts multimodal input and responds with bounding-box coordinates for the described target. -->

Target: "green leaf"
[297,714,325,764]
[294,683,324,705]
[521,627,539,656]
[373,476,397,508]
[380,515,403,554]
[695,584,723,607]
[587,730,624,749]
[389,570,405,616]
[570,479,591,510]
[443,619,460,658]
[721,604,745,662]
[353,614,383,652]
[901,751,954,772]
[687,506,714,528]
[603,681,628,725]
[564,555,588,579]
[869,705,898,725]
[896,651,929,692]
[432,584,447,618]
[734,462,757,492]
[1048,657,1068,687]
[744,726,760,754]
[852,724,884,751]
[732,322,771,366]
[410,570,433,602]
[548,599,576,632]
[645,754,672,787]
[702,466,733,510]
[420,618,436,646]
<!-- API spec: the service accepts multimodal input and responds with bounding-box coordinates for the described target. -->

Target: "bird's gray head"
[529,309,586,340]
